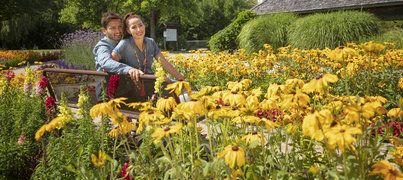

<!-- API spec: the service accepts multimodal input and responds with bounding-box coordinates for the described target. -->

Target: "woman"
[111,12,184,102]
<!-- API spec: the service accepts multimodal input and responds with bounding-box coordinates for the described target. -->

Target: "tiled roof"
[250,0,403,14]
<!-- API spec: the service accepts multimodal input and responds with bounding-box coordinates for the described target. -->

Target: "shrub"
[288,10,380,49]
[61,30,103,70]
[238,13,298,53]
[208,10,256,53]
[0,73,47,179]
[370,27,403,49]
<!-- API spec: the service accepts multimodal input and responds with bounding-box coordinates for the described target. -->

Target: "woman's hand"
[128,68,144,90]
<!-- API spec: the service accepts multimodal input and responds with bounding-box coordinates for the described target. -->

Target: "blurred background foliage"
[0,0,257,50]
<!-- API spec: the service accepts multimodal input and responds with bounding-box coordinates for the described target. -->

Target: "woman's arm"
[156,53,184,81]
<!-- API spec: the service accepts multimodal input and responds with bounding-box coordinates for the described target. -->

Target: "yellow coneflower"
[280,90,310,110]
[325,124,362,152]
[90,102,114,119]
[118,119,136,135]
[108,97,127,109]
[390,146,403,166]
[176,99,206,115]
[309,164,320,174]
[360,41,386,53]
[302,73,338,94]
[151,123,183,144]
[156,96,177,112]
[165,80,192,97]
[222,91,246,107]
[217,145,245,169]
[285,78,305,90]
[190,85,222,99]
[388,108,403,118]
[108,127,120,137]
[368,160,403,180]
[265,83,287,99]
[302,109,333,141]
[127,101,153,111]
[109,110,128,125]
[241,132,265,146]
[261,118,280,133]
[91,150,107,167]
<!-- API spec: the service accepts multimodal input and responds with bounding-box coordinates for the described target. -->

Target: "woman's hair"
[123,12,144,39]
[101,12,122,29]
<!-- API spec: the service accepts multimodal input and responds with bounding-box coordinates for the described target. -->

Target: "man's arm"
[95,45,132,74]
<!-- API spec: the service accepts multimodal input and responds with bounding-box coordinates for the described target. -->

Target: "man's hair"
[101,12,122,29]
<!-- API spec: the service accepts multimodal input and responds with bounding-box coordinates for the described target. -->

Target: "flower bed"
[0,41,402,179]
[0,50,62,70]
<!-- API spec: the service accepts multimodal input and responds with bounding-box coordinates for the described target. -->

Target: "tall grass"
[60,30,103,70]
[238,13,297,53]
[370,27,403,49]
[288,11,380,49]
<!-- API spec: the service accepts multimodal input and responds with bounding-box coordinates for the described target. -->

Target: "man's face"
[102,19,123,44]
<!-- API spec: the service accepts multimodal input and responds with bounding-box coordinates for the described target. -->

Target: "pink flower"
[3,71,15,80]
[35,76,49,96]
[18,134,27,146]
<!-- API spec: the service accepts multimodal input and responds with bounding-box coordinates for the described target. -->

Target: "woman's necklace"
[132,40,147,72]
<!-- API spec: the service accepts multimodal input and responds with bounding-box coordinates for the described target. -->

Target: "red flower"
[107,75,120,99]
[120,162,134,180]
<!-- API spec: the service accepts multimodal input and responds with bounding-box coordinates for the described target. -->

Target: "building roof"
[250,0,403,15]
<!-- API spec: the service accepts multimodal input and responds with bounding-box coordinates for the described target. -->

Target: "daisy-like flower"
[302,109,333,141]
[165,80,192,97]
[285,78,305,90]
[368,160,403,179]
[90,102,114,119]
[91,150,107,167]
[227,79,252,92]
[190,85,222,99]
[265,83,287,99]
[325,124,362,152]
[217,145,245,169]
[127,101,153,112]
[108,127,120,137]
[222,91,246,107]
[280,90,310,110]
[360,41,386,53]
[156,96,177,112]
[327,46,358,62]
[388,108,403,118]
[110,110,128,125]
[151,123,183,144]
[241,132,265,146]
[390,146,403,166]
[108,97,127,109]
[176,99,206,115]
[261,118,280,133]
[302,73,338,94]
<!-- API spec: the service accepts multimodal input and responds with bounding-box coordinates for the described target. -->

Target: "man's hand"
[128,68,144,90]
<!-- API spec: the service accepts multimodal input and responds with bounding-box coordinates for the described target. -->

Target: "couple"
[93,12,184,103]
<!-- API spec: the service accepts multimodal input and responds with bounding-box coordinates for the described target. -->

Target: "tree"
[0,0,70,49]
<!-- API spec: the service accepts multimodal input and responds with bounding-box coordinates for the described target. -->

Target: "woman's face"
[127,17,145,40]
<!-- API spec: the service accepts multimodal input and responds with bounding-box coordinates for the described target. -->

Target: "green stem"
[343,151,348,180]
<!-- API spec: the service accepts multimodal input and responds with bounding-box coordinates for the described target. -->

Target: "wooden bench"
[42,68,161,119]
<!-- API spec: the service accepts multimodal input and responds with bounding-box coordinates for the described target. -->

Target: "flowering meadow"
[0,41,402,179]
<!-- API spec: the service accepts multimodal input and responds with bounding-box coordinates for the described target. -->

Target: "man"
[93,12,143,102]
